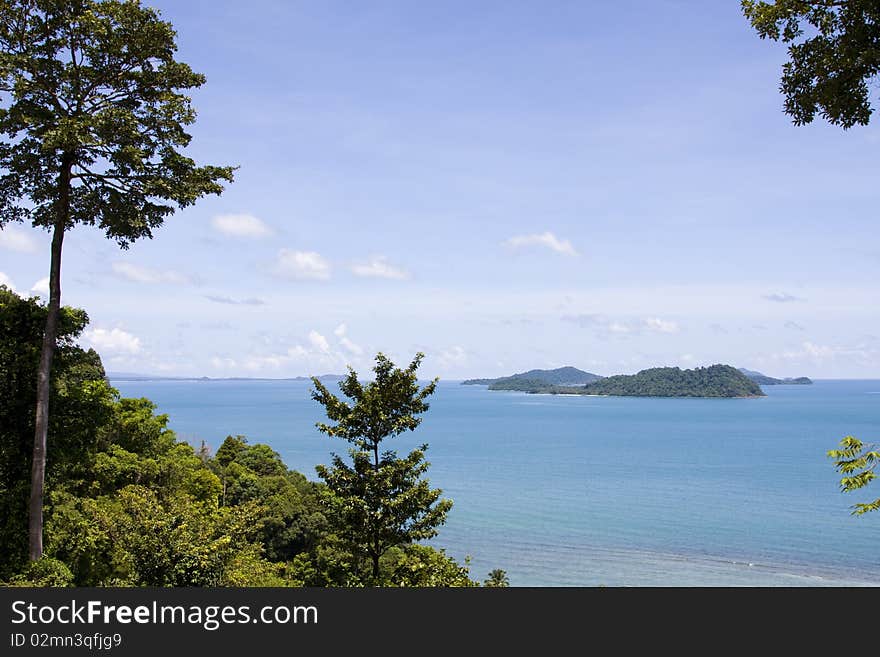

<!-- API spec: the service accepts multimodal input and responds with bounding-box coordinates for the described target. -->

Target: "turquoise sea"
[110,378,880,587]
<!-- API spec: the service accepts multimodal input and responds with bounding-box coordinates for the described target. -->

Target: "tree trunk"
[371,550,380,583]
[28,157,72,562]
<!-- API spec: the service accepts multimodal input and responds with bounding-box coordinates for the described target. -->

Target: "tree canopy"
[742,0,880,127]
[0,0,235,239]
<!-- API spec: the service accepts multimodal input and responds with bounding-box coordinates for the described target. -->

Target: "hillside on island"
[739,368,813,385]
[573,365,765,398]
[462,366,603,392]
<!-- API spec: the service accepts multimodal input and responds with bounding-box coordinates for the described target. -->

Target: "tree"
[484,568,510,587]
[311,352,453,583]
[741,1,880,127]
[0,0,235,561]
[828,436,879,515]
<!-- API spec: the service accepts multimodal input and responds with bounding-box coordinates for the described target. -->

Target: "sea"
[110,377,880,587]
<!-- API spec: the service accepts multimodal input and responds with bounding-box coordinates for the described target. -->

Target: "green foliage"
[484,568,510,587]
[578,364,764,398]
[46,486,283,586]
[0,287,114,578]
[6,557,74,587]
[209,436,329,563]
[742,0,880,127]
[828,436,880,515]
[311,353,453,582]
[381,545,477,587]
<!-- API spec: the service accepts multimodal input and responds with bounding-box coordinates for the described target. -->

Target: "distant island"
[463,364,767,398]
[738,368,813,385]
[462,366,603,392]
[571,365,764,398]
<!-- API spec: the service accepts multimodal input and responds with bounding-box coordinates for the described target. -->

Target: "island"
[570,365,765,398]
[738,368,813,385]
[462,366,603,392]
[464,364,766,398]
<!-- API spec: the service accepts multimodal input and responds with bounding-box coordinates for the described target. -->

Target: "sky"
[1,0,878,380]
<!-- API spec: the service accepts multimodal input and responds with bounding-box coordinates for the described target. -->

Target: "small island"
[738,368,813,385]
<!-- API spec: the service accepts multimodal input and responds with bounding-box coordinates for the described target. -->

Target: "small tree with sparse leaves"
[311,353,453,584]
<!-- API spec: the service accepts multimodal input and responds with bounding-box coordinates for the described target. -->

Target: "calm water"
[110,378,880,586]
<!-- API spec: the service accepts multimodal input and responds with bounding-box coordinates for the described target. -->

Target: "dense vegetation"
[578,365,765,398]
[462,367,603,391]
[0,287,491,587]
[739,369,812,385]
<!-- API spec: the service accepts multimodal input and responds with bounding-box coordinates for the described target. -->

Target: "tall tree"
[741,1,880,127]
[311,353,453,583]
[0,0,235,561]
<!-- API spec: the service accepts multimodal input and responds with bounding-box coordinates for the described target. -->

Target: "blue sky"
[1,0,878,379]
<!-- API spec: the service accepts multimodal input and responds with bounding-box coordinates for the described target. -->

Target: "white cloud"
[643,317,679,333]
[30,277,49,297]
[0,226,38,253]
[83,328,142,354]
[332,323,364,355]
[274,249,331,280]
[0,272,17,293]
[503,231,578,256]
[763,292,804,303]
[351,255,409,280]
[211,357,237,369]
[211,214,272,238]
[563,314,679,335]
[112,262,191,285]
[438,346,468,370]
[340,336,364,356]
[204,295,265,306]
[308,330,330,353]
[771,341,876,367]
[242,355,286,371]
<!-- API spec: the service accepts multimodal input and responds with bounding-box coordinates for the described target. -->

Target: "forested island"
[573,365,765,398]
[739,368,813,385]
[464,364,766,398]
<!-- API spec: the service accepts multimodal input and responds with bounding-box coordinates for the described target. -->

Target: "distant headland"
[738,368,813,385]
